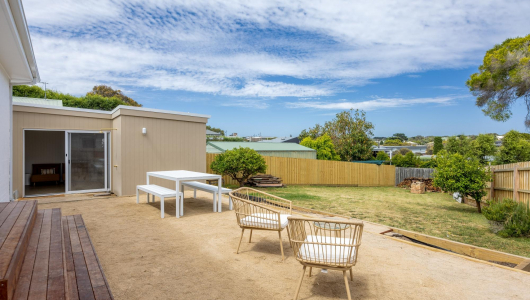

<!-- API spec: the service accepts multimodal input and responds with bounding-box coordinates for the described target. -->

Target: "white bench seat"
[181,181,232,213]
[136,184,183,218]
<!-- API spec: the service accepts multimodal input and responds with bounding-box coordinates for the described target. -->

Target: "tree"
[391,133,408,142]
[206,125,225,136]
[469,134,497,165]
[496,130,530,164]
[433,151,491,213]
[87,85,141,107]
[391,152,420,167]
[466,34,530,128]
[445,135,471,156]
[375,151,390,161]
[399,148,411,155]
[383,139,403,146]
[433,137,443,155]
[299,109,374,161]
[300,134,340,160]
[210,147,267,187]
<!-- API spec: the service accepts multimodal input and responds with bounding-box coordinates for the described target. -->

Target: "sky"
[23,0,530,137]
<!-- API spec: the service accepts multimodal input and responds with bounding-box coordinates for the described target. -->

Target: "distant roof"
[207,141,315,152]
[13,96,63,107]
[259,136,299,143]
[206,130,221,136]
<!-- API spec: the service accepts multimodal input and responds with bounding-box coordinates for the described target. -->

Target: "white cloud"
[22,0,530,100]
[286,96,465,110]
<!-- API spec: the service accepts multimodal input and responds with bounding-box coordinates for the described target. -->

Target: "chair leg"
[293,266,306,300]
[249,229,253,243]
[237,228,245,254]
[286,226,291,247]
[229,196,233,210]
[308,267,312,277]
[343,271,352,300]
[147,193,149,203]
[278,231,285,261]
[160,197,165,219]
[152,194,155,203]
[136,189,139,204]
[350,268,353,281]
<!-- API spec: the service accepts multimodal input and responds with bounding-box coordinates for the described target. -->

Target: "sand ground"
[37,191,530,300]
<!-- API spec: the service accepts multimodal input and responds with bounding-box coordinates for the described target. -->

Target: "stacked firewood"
[397,177,440,192]
[246,174,283,187]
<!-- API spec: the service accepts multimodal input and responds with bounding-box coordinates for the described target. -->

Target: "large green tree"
[206,125,225,136]
[469,134,497,165]
[496,130,530,164]
[210,147,267,187]
[433,137,444,155]
[391,133,408,142]
[87,85,141,107]
[299,109,374,161]
[383,138,403,146]
[300,134,340,160]
[466,34,530,128]
[433,151,491,213]
[445,135,472,156]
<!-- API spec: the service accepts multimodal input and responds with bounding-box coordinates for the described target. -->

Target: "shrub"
[399,148,411,155]
[391,152,420,167]
[375,151,389,161]
[433,150,491,213]
[210,147,267,187]
[498,202,530,238]
[482,199,517,222]
[433,137,443,154]
[420,158,437,168]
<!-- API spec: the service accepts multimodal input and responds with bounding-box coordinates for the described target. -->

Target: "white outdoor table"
[146,170,223,218]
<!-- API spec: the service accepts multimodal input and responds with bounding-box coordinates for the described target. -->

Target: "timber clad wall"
[12,109,112,196]
[13,105,208,197]
[119,115,206,195]
[489,161,530,204]
[206,153,395,186]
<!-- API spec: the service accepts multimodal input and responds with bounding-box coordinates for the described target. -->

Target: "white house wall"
[0,66,12,201]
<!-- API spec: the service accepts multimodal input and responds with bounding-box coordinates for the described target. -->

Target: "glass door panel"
[68,132,107,192]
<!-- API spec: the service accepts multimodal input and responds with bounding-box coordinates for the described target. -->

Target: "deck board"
[46,209,65,300]
[27,209,52,300]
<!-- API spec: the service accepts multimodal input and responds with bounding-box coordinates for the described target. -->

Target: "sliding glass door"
[65,131,110,193]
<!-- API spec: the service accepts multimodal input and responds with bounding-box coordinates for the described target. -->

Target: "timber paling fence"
[206,153,396,187]
[394,167,435,186]
[488,161,530,204]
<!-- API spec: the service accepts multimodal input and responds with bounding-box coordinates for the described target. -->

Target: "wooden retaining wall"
[206,153,395,187]
[489,161,530,204]
[395,167,435,185]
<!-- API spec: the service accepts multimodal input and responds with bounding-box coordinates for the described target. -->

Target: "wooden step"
[13,209,64,300]
[0,201,38,300]
[62,215,113,300]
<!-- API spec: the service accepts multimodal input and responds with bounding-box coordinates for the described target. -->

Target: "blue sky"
[23,0,530,137]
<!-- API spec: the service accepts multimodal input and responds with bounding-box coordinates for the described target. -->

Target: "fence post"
[490,167,495,201]
[513,165,519,202]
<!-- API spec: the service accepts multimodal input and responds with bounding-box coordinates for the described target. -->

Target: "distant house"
[13,96,63,107]
[207,141,316,159]
[245,136,275,142]
[206,129,221,136]
[259,136,300,144]
[372,145,427,155]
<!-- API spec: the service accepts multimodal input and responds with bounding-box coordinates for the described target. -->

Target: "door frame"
[65,130,111,194]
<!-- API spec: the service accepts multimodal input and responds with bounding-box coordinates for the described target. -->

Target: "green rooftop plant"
[210,147,267,187]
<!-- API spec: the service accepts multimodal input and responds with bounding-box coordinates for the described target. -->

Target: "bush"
[420,158,437,168]
[433,137,443,154]
[482,199,517,222]
[210,147,267,187]
[399,148,411,155]
[433,151,491,213]
[498,202,530,238]
[375,151,389,161]
[391,152,420,167]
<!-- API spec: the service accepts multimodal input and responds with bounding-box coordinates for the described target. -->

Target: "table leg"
[146,174,149,185]
[147,193,149,203]
[218,177,222,213]
[175,180,180,218]
[213,193,216,212]
[161,196,165,218]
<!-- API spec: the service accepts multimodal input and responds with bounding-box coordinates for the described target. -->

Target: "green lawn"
[256,186,530,258]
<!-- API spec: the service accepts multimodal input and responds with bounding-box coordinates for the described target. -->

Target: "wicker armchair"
[288,216,364,300]
[229,187,292,260]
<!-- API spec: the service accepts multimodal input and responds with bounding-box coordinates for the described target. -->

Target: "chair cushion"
[298,235,357,265]
[240,213,290,229]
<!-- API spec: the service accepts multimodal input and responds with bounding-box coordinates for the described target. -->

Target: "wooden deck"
[0,201,38,300]
[0,202,113,300]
